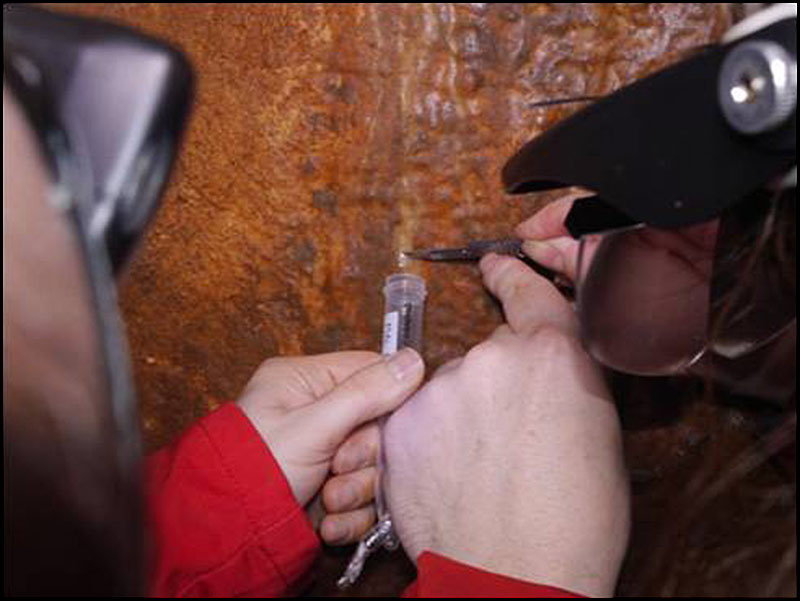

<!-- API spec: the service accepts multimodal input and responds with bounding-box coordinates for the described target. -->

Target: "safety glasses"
[4,5,193,273]
[567,189,795,376]
[4,5,192,595]
[500,7,795,381]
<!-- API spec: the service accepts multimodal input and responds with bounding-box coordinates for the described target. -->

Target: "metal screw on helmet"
[718,40,797,135]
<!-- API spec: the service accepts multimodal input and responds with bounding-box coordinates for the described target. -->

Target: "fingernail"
[386,348,423,381]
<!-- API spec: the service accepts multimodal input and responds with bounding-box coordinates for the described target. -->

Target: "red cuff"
[146,403,319,597]
[403,552,585,598]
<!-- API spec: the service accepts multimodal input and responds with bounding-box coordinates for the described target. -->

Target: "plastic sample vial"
[377,273,426,521]
[381,273,427,355]
[337,273,427,589]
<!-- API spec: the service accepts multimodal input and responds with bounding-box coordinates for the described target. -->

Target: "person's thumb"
[480,253,577,336]
[297,348,424,453]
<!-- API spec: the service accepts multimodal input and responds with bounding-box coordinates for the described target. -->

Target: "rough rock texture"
[56,1,733,440]
[49,4,796,598]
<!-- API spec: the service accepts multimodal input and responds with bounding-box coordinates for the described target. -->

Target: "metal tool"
[404,237,575,294]
[403,237,525,262]
[526,95,602,109]
[337,517,398,590]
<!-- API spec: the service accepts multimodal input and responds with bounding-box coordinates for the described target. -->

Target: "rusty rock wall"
[47,4,784,597]
[56,2,732,445]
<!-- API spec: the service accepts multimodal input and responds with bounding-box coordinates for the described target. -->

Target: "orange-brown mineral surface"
[50,4,794,597]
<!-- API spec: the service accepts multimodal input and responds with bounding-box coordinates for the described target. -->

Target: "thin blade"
[402,247,476,261]
[403,238,523,262]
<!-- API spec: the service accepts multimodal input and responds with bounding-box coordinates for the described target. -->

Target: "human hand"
[383,253,630,597]
[237,349,424,545]
[515,192,717,284]
[518,194,718,373]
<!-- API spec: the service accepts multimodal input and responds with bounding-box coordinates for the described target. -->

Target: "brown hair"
[620,187,796,596]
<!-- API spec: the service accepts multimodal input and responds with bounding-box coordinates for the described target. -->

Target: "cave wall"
[49,4,766,597]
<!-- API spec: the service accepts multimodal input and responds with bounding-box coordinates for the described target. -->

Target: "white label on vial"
[382,311,399,355]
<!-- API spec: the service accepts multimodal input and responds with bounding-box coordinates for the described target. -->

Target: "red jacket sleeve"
[145,403,319,597]
[404,552,585,598]
[145,402,584,598]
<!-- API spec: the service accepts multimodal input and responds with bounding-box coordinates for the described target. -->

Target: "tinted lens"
[575,187,796,376]
[576,221,717,375]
